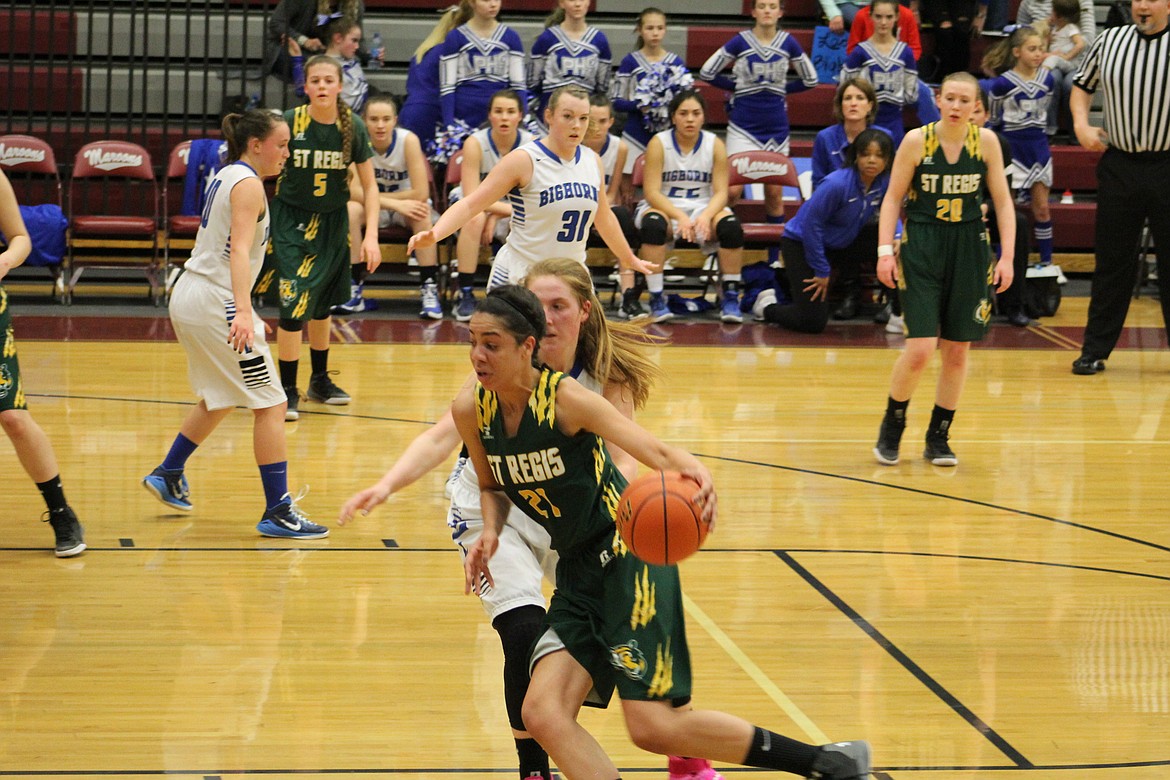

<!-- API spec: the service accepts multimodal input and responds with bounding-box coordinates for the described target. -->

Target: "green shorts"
[898,220,994,342]
[538,531,692,707]
[256,199,351,321]
[0,287,27,412]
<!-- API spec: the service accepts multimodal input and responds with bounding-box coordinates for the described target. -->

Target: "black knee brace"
[716,214,744,249]
[493,604,546,732]
[640,211,669,246]
[278,318,304,333]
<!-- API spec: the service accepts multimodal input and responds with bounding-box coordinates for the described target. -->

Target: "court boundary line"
[776,551,1034,769]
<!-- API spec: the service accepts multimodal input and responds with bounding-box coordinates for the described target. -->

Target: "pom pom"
[634,63,695,133]
[426,119,473,164]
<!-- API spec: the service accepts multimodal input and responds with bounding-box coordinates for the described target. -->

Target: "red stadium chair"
[66,140,160,305]
[0,134,65,297]
[163,141,202,288]
[726,150,804,249]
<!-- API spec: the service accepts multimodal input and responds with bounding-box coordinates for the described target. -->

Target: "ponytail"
[221,109,282,163]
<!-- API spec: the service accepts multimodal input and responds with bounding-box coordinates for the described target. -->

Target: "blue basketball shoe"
[142,466,193,511]
[257,490,329,540]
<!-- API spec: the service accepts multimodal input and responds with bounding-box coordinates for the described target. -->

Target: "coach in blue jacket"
[753,129,894,333]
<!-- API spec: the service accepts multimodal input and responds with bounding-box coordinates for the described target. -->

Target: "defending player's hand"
[408,230,436,254]
[228,309,255,353]
[463,532,499,595]
[877,254,898,288]
[338,484,392,525]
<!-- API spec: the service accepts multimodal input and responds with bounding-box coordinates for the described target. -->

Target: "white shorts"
[170,272,284,412]
[448,468,558,621]
[726,124,790,157]
[634,201,722,255]
[377,205,439,230]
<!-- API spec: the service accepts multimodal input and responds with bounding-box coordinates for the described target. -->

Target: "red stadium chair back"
[66,140,161,304]
[0,134,62,207]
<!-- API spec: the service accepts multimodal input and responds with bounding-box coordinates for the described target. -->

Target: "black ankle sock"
[458,272,476,290]
[279,359,299,389]
[420,265,438,284]
[310,348,328,376]
[514,738,550,780]
[351,263,368,284]
[886,396,909,423]
[742,727,818,775]
[37,476,68,513]
[929,404,955,434]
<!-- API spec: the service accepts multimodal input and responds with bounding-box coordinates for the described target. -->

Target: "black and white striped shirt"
[1074,26,1170,153]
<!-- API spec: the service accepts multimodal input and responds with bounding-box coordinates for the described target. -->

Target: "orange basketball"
[615,470,708,566]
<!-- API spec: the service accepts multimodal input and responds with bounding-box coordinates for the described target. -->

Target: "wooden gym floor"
[1,295,1168,780]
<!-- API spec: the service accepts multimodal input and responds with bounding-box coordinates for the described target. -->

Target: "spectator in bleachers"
[399,8,462,154]
[699,0,818,272]
[912,0,987,81]
[528,0,612,131]
[288,17,369,113]
[0,169,86,558]
[819,0,870,32]
[611,8,694,177]
[439,0,528,135]
[448,89,535,321]
[582,94,645,320]
[983,26,1056,265]
[752,129,893,333]
[811,78,887,189]
[841,0,920,147]
[336,95,440,319]
[1038,0,1090,135]
[971,86,1032,326]
[265,0,365,82]
[632,89,746,323]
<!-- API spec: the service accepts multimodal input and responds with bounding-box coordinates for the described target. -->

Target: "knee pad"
[640,212,668,246]
[493,604,546,732]
[278,318,304,333]
[716,215,744,249]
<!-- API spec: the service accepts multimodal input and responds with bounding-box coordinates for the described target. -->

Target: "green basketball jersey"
[905,122,987,225]
[276,104,373,213]
[476,368,627,554]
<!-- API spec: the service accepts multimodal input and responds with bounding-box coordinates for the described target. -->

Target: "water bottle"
[368,31,384,69]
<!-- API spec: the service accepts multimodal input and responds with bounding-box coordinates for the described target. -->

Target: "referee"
[1069,0,1170,375]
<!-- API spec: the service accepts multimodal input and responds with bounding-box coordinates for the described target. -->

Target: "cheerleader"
[528,0,612,129]
[699,0,817,267]
[983,26,1056,266]
[398,7,461,151]
[840,0,918,148]
[610,8,693,176]
[439,0,528,132]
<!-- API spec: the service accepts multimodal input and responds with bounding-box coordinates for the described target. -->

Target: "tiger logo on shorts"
[279,278,299,307]
[974,298,992,326]
[0,364,13,400]
[609,640,648,681]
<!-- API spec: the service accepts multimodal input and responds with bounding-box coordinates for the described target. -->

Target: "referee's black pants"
[1082,149,1170,361]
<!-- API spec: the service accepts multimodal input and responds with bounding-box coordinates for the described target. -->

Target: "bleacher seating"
[0,9,76,55]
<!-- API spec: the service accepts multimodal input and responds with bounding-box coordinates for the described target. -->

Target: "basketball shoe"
[668,756,724,780]
[307,371,351,405]
[649,292,673,323]
[44,506,86,558]
[257,490,329,540]
[720,289,743,323]
[142,466,194,511]
[809,740,870,779]
[455,287,477,322]
[420,280,443,320]
[924,427,958,467]
[284,385,300,421]
[873,410,905,466]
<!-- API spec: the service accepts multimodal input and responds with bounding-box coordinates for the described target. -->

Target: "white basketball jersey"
[654,129,716,212]
[371,127,416,194]
[470,126,534,176]
[594,135,619,186]
[503,140,602,268]
[183,162,270,291]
